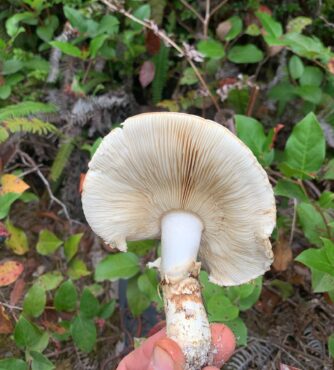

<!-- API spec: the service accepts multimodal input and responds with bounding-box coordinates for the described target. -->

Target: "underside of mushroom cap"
[82,112,276,286]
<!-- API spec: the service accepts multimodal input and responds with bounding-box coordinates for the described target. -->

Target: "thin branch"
[100,0,221,112]
[210,0,228,17]
[18,151,72,222]
[1,302,23,310]
[289,198,297,245]
[180,0,204,23]
[203,0,211,38]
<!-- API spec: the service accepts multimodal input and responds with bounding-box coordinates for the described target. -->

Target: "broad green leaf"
[67,258,91,280]
[80,288,100,319]
[180,68,198,85]
[37,271,63,291]
[98,300,116,319]
[224,317,247,346]
[296,248,334,276]
[318,192,334,209]
[138,269,161,304]
[297,202,328,246]
[329,334,334,358]
[311,269,334,292]
[64,233,83,262]
[0,85,11,100]
[238,277,262,310]
[200,271,224,304]
[97,15,119,35]
[294,85,322,104]
[208,294,239,322]
[228,44,264,63]
[299,66,323,86]
[289,55,304,79]
[23,284,46,318]
[14,316,49,351]
[5,219,29,255]
[323,159,334,180]
[283,113,325,178]
[131,4,151,31]
[127,240,156,256]
[0,359,28,370]
[95,252,140,282]
[323,238,334,265]
[36,15,59,42]
[71,316,96,352]
[54,280,77,312]
[235,115,273,166]
[2,59,23,75]
[49,41,83,59]
[197,39,225,59]
[31,352,55,370]
[0,193,21,219]
[63,6,86,33]
[89,35,109,58]
[274,179,308,202]
[6,12,36,37]
[245,24,261,36]
[224,16,243,41]
[287,17,312,33]
[127,277,151,316]
[256,11,282,44]
[36,230,62,256]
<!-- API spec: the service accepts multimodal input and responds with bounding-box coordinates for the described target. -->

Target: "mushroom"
[82,112,276,369]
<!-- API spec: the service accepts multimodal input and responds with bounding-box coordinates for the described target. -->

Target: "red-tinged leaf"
[0,221,9,239]
[145,29,161,55]
[280,364,301,370]
[139,61,155,88]
[10,278,26,305]
[0,305,13,334]
[270,123,284,148]
[0,261,24,287]
[258,5,272,15]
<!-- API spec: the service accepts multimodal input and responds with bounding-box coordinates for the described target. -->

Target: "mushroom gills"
[160,211,211,369]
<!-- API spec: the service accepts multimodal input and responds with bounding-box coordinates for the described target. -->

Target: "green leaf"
[323,159,334,180]
[329,334,334,358]
[245,24,261,36]
[31,352,55,370]
[180,68,198,85]
[54,280,77,312]
[132,4,151,31]
[318,192,334,209]
[256,11,282,44]
[0,85,11,100]
[296,248,334,276]
[2,59,23,75]
[0,193,21,219]
[283,113,325,178]
[98,300,116,319]
[200,271,224,304]
[127,277,151,316]
[294,85,322,104]
[323,238,334,265]
[152,44,170,104]
[5,219,29,255]
[224,16,243,41]
[64,233,83,262]
[95,252,140,282]
[299,66,323,86]
[138,269,161,304]
[238,277,262,310]
[287,17,312,33]
[198,39,225,59]
[227,44,264,63]
[80,288,100,319]
[49,41,83,59]
[289,55,304,79]
[0,359,28,370]
[36,15,59,42]
[14,316,49,351]
[23,284,46,318]
[89,34,109,58]
[67,258,91,280]
[224,317,247,346]
[63,6,86,33]
[36,230,62,256]
[235,115,273,166]
[311,269,334,292]
[127,240,156,256]
[297,203,328,246]
[207,294,239,322]
[71,316,96,353]
[36,271,63,291]
[97,15,119,35]
[6,12,36,37]
[274,179,308,202]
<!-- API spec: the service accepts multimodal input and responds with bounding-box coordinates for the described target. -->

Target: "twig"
[289,198,297,245]
[180,0,204,23]
[203,0,211,38]
[246,85,260,116]
[210,0,228,17]
[18,150,72,222]
[100,0,221,112]
[1,302,23,310]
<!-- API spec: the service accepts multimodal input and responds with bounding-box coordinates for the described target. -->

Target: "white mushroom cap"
[82,112,276,286]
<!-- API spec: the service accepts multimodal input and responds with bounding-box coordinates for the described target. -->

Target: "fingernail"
[152,345,175,370]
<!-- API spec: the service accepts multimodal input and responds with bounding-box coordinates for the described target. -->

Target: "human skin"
[117,323,236,370]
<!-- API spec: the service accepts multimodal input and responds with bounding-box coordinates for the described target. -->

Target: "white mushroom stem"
[160,211,211,370]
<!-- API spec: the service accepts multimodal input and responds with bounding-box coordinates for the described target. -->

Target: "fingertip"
[155,337,185,369]
[210,323,236,367]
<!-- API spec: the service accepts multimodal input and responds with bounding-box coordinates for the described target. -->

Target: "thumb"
[150,346,176,370]
[149,338,184,370]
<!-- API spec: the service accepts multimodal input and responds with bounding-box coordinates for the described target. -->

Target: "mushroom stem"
[161,211,211,369]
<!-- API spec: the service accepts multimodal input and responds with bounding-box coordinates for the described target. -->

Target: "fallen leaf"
[5,219,29,255]
[256,287,281,314]
[0,305,13,334]
[139,61,155,88]
[0,260,24,287]
[10,278,26,305]
[216,20,232,41]
[1,174,29,194]
[273,233,293,272]
[145,29,161,55]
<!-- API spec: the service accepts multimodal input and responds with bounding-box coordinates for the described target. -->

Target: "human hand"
[117,323,236,370]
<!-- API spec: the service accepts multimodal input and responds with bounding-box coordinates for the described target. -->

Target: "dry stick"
[100,0,221,112]
[289,198,297,245]
[246,85,260,116]
[18,151,72,222]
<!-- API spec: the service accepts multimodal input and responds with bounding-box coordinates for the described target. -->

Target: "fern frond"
[0,101,57,121]
[152,45,170,104]
[50,138,75,182]
[0,118,58,143]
